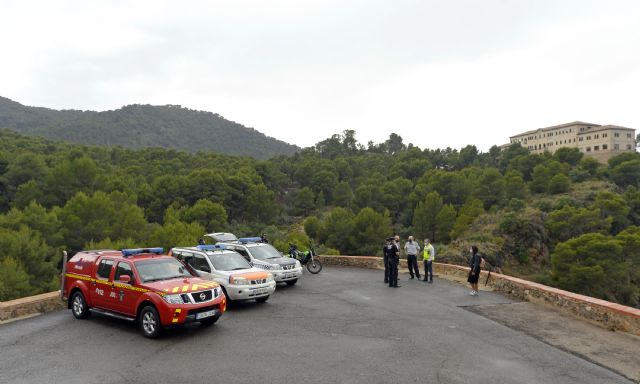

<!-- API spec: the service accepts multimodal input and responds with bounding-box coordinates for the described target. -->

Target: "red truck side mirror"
[119,275,132,284]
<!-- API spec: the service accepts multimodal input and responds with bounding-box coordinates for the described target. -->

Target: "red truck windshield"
[135,258,193,283]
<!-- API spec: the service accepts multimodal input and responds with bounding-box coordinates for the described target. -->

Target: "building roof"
[576,124,636,135]
[510,121,600,138]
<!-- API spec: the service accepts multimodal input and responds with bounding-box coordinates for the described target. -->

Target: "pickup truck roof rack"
[238,237,265,244]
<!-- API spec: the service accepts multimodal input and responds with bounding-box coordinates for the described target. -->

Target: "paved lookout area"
[0,267,636,384]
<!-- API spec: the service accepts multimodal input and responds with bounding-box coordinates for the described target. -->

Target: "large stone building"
[509,121,636,163]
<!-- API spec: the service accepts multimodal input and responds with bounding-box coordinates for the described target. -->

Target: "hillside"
[0,97,299,159]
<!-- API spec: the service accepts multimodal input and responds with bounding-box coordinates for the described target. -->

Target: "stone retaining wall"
[0,291,65,322]
[317,255,640,336]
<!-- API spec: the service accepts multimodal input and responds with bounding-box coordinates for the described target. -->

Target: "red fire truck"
[61,248,226,338]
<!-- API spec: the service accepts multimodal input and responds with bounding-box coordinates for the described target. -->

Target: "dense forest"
[0,97,299,159]
[0,129,639,308]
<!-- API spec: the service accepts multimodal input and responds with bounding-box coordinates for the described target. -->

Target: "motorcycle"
[288,243,323,274]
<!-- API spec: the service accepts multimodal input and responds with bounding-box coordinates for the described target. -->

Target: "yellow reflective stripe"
[190,282,218,291]
[171,309,182,323]
[65,273,92,281]
[64,273,159,295]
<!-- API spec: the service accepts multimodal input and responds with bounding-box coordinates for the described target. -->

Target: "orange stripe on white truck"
[235,271,270,280]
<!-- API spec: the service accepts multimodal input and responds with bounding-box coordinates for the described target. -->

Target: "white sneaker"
[469,291,476,296]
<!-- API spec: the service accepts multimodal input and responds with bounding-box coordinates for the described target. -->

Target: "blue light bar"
[238,237,262,244]
[121,247,164,257]
[196,244,226,251]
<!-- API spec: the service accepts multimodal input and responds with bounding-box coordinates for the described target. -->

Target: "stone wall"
[317,255,640,336]
[0,291,66,322]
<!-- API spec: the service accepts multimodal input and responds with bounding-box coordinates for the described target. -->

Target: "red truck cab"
[62,248,226,338]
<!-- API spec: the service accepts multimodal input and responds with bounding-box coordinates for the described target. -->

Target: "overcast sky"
[2,0,639,150]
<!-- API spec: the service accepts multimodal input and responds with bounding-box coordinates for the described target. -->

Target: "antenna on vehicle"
[59,250,68,301]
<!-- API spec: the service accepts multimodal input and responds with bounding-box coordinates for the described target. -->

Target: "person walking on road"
[385,237,400,287]
[404,236,421,279]
[468,245,482,296]
[423,239,435,283]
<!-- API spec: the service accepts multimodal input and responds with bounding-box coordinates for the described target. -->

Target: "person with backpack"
[423,239,435,283]
[404,236,421,280]
[467,245,482,296]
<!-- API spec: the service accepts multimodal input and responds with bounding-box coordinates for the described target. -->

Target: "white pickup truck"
[169,245,276,303]
[204,233,304,286]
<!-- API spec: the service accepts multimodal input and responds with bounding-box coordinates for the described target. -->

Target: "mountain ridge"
[0,96,299,159]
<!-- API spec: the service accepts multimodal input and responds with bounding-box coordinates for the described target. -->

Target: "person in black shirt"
[467,245,481,296]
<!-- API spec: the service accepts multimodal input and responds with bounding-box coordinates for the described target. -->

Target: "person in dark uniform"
[384,237,400,287]
[383,238,390,283]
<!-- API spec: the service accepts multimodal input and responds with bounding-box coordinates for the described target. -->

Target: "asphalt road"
[0,267,633,384]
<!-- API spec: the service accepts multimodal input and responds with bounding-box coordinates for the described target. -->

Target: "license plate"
[285,273,294,279]
[252,288,267,295]
[196,310,215,319]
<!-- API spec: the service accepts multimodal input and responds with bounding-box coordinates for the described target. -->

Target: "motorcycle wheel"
[306,258,322,274]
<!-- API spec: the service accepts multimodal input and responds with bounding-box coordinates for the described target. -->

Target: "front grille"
[188,305,218,316]
[282,264,295,270]
[251,279,267,285]
[191,289,213,303]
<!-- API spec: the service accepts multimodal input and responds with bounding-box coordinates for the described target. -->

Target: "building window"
[628,133,632,138]
[603,133,607,138]
[628,145,633,150]
[603,144,608,150]
[594,146,599,151]
[595,134,599,139]
[614,144,620,150]
[579,137,583,142]
[615,132,620,137]
[587,136,591,140]
[586,147,591,152]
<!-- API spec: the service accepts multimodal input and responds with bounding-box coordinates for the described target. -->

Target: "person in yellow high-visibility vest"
[423,239,434,283]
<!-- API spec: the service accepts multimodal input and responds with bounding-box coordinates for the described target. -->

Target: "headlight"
[230,276,249,285]
[266,274,274,282]
[295,260,301,268]
[270,264,282,271]
[163,294,184,304]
